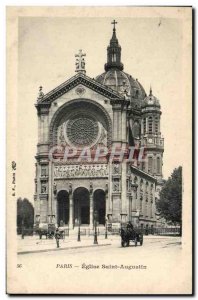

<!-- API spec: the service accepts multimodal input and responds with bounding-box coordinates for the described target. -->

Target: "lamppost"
[93,210,98,244]
[77,199,81,242]
[105,217,108,239]
[131,183,138,226]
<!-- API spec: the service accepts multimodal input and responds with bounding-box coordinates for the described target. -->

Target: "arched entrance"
[57,190,69,226]
[73,187,90,226]
[94,189,106,225]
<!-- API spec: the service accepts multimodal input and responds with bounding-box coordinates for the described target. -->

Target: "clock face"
[148,138,153,143]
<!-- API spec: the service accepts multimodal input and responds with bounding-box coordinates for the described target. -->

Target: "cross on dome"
[111,19,118,31]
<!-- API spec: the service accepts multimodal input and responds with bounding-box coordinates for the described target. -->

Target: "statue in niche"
[59,124,65,144]
[98,128,107,146]
[113,180,119,192]
[96,165,100,176]
[113,164,120,174]
[82,165,86,176]
[53,182,57,197]
[41,184,47,194]
[105,183,108,194]
[69,182,72,194]
[70,166,75,177]
[102,165,108,176]
[72,165,77,177]
[90,182,93,194]
[84,165,88,176]
[78,165,83,176]
[91,167,95,177]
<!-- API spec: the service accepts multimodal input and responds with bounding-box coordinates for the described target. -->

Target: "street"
[14,236,191,294]
[18,236,181,262]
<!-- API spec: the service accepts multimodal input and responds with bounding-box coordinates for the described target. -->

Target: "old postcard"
[6,6,192,294]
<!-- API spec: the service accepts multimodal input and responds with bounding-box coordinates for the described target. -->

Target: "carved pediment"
[36,73,123,105]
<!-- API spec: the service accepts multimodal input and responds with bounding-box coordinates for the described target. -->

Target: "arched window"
[140,195,143,212]
[157,157,161,174]
[145,182,148,193]
[148,116,153,133]
[143,118,146,134]
[155,116,159,133]
[148,157,153,173]
[133,121,140,138]
[140,179,144,192]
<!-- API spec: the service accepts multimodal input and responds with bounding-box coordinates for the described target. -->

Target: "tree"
[156,166,182,226]
[17,198,34,234]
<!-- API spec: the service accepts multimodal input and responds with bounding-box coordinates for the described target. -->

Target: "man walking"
[55,227,61,248]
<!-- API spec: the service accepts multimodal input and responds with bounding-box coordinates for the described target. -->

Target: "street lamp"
[93,210,98,244]
[77,199,81,242]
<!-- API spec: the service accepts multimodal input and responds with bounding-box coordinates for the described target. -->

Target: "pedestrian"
[55,227,61,248]
[127,221,133,231]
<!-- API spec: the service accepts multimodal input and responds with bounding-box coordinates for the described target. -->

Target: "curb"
[17,243,112,255]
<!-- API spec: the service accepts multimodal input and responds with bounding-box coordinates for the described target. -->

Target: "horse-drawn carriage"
[35,223,66,240]
[120,223,143,247]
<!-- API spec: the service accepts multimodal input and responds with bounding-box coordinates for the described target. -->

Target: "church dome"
[95,21,146,104]
[95,70,146,101]
[142,87,160,108]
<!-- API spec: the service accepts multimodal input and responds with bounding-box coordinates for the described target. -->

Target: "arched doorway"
[57,190,69,226]
[73,187,90,226]
[94,189,106,225]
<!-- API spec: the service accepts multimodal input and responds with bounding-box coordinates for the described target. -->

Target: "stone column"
[105,183,109,215]
[48,161,52,222]
[89,182,94,229]
[121,107,127,143]
[90,194,93,229]
[55,194,58,226]
[69,194,73,229]
[69,183,73,229]
[121,161,127,215]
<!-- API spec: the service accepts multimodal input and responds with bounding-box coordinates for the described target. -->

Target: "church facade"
[34,22,164,229]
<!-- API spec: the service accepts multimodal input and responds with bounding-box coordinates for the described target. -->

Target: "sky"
[17,14,189,203]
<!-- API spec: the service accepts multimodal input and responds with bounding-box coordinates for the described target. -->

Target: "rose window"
[66,115,99,146]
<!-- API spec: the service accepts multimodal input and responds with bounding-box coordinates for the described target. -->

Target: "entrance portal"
[73,187,90,226]
[94,189,106,225]
[57,190,69,226]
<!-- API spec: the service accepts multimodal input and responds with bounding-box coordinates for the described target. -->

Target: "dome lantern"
[104,20,124,72]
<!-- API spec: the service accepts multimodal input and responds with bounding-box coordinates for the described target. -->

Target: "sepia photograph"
[6,6,192,295]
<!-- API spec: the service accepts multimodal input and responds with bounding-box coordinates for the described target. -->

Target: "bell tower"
[140,87,164,181]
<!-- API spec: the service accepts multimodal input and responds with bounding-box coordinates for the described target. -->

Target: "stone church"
[34,21,164,229]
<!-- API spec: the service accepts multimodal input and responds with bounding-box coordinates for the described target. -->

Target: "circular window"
[66,115,99,147]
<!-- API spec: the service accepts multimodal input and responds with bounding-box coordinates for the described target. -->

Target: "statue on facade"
[37,86,44,101]
[113,163,120,174]
[69,182,72,194]
[105,183,108,194]
[113,180,119,192]
[53,182,57,195]
[75,49,86,74]
[41,184,47,194]
[90,181,93,194]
